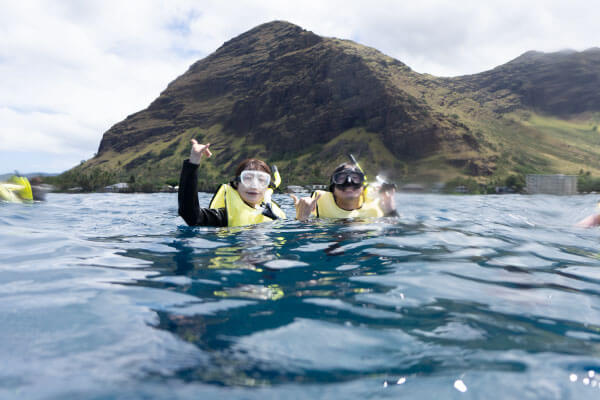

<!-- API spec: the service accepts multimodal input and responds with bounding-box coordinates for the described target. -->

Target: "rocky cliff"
[81,21,600,187]
[453,48,600,115]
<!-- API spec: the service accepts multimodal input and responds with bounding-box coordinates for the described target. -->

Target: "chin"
[335,188,361,199]
[241,191,263,205]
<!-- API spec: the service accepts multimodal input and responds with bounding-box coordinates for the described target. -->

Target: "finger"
[289,194,299,206]
[191,138,198,145]
[312,193,322,203]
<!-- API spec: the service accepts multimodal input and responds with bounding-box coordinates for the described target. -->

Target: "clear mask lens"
[240,170,270,188]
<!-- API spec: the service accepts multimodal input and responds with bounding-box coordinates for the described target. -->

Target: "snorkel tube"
[261,165,281,219]
[272,165,282,190]
[348,154,366,185]
[347,153,397,192]
[263,165,280,203]
[346,153,370,202]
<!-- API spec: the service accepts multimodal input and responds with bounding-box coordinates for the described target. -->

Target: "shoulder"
[312,190,330,198]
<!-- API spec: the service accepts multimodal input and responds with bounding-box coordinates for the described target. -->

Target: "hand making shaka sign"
[290,192,322,221]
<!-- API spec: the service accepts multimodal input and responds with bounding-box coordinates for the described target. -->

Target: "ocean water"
[2,192,600,399]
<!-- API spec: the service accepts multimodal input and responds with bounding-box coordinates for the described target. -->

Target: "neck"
[242,197,262,208]
[335,195,361,211]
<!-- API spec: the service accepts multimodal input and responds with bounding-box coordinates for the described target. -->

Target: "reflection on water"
[3,192,600,398]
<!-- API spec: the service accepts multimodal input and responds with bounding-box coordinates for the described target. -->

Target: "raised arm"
[178,140,227,227]
[379,188,398,217]
[189,139,212,164]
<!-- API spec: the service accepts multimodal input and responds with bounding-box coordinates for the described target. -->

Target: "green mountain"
[72,21,600,189]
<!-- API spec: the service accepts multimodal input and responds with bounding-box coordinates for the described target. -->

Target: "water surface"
[2,193,600,399]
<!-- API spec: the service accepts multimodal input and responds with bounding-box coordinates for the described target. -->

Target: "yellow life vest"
[209,184,286,227]
[0,176,33,203]
[312,189,384,219]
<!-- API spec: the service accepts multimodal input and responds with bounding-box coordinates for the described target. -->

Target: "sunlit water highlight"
[2,193,600,398]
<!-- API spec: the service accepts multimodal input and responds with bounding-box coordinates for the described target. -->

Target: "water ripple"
[3,193,600,398]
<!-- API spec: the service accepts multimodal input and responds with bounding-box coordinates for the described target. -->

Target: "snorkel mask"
[331,169,365,188]
[237,170,271,189]
[329,166,365,191]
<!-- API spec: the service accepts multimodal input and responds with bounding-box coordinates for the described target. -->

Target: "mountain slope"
[454,48,600,115]
[77,21,600,188]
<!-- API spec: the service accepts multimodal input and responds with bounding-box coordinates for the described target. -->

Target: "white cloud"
[0,0,598,173]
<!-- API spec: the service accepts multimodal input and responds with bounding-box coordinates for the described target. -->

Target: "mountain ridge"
[76,21,600,189]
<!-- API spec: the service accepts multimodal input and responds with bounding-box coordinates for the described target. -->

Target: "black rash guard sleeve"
[178,159,228,227]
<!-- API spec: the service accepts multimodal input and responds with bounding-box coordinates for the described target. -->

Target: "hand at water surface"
[291,193,321,221]
[379,188,396,215]
[576,213,600,228]
[189,139,212,165]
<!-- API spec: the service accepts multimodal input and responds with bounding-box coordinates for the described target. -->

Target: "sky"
[1,0,598,174]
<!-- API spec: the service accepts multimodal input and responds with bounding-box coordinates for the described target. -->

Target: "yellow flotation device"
[0,176,33,203]
[311,188,384,219]
[209,184,286,227]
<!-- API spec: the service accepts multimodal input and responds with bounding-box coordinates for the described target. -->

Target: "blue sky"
[1,0,598,174]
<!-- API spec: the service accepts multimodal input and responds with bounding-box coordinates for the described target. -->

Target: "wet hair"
[235,158,271,176]
[232,158,271,188]
[329,162,361,192]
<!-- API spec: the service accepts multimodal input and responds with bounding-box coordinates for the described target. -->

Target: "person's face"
[237,169,270,206]
[331,169,364,205]
[333,184,362,203]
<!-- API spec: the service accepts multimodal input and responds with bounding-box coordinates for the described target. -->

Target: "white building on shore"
[525,174,577,195]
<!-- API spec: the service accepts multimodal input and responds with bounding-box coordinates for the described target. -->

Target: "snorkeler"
[0,175,34,203]
[291,161,397,220]
[576,213,600,228]
[178,139,286,227]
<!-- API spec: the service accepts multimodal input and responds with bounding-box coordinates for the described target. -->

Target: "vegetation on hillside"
[577,170,600,193]
[52,22,600,193]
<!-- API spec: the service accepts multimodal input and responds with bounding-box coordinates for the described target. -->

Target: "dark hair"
[235,158,271,176]
[329,162,361,191]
